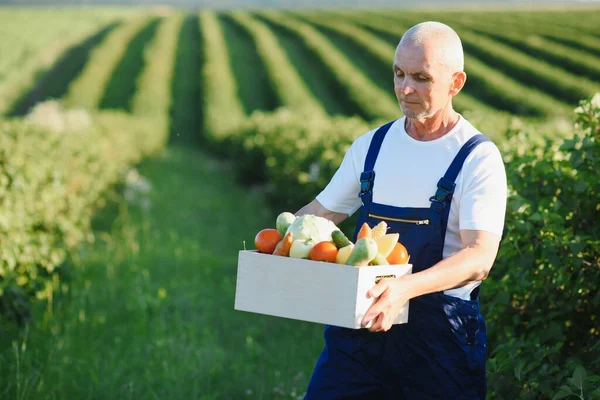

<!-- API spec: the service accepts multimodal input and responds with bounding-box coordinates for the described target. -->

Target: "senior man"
[296,21,507,399]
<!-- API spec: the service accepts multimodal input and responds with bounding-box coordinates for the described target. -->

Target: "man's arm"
[361,229,501,331]
[399,229,500,294]
[295,199,349,226]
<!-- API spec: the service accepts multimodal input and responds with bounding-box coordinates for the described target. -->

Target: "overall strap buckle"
[359,171,376,198]
[429,177,456,204]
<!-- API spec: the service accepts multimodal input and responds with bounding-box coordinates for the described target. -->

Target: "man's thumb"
[367,282,386,299]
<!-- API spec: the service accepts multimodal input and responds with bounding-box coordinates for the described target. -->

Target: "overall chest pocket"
[361,203,443,272]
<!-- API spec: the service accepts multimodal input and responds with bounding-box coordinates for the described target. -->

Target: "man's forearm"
[295,200,348,225]
[402,242,497,300]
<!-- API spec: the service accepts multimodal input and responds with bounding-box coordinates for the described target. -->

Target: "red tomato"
[387,242,409,264]
[309,242,338,263]
[255,229,282,254]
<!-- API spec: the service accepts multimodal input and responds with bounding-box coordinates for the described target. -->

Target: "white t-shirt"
[316,116,507,300]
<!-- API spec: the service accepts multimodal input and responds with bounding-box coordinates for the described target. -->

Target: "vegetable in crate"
[376,233,400,258]
[331,230,352,249]
[309,241,338,263]
[289,239,316,259]
[255,229,282,254]
[273,232,294,256]
[387,242,409,264]
[336,244,354,264]
[346,238,378,267]
[276,212,296,237]
[371,221,388,241]
[356,222,372,239]
[285,214,339,243]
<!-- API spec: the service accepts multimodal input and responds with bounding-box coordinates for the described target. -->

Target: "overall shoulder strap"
[363,120,395,172]
[430,134,491,208]
[358,120,396,204]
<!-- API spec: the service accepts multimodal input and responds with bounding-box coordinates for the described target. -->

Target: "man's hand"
[361,277,411,332]
[295,199,348,225]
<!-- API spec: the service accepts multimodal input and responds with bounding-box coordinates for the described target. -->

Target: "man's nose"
[396,77,414,95]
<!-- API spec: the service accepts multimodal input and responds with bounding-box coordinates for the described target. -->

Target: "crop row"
[396,11,600,84]
[199,12,247,146]
[0,10,124,115]
[369,11,599,107]
[298,14,553,119]
[130,14,183,135]
[229,12,326,116]
[448,16,600,83]
[473,11,600,54]
[257,11,399,122]
[63,16,153,110]
[328,12,568,118]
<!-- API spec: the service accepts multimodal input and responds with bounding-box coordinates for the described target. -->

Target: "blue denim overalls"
[305,121,491,399]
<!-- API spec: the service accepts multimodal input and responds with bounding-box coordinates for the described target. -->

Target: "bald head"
[399,21,464,73]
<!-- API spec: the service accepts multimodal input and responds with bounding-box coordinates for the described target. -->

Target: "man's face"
[393,41,454,119]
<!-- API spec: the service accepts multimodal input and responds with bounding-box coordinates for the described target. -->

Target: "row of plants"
[519,12,600,37]
[257,11,399,122]
[479,11,600,54]
[390,11,600,101]
[351,12,577,115]
[0,14,182,322]
[442,15,600,83]
[0,10,125,115]
[199,11,247,147]
[130,13,183,138]
[63,15,153,110]
[300,12,563,120]
[297,12,500,119]
[393,9,600,57]
[229,12,326,116]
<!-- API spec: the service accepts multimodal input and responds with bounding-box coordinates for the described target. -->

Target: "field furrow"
[296,13,515,119]
[0,10,125,115]
[229,12,325,116]
[199,11,246,143]
[8,23,118,116]
[63,16,153,110]
[219,14,280,115]
[258,11,399,122]
[170,14,204,146]
[100,18,162,111]
[336,12,569,117]
[255,14,362,117]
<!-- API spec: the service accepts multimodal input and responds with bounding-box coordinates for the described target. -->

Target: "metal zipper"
[368,213,430,225]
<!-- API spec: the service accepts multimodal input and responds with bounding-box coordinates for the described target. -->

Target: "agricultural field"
[0,6,599,399]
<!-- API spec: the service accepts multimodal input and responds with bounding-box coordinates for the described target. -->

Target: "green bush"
[230,108,373,210]
[0,102,166,323]
[485,94,600,399]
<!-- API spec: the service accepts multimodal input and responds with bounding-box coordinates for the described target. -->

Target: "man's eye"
[394,71,403,77]
[417,76,429,81]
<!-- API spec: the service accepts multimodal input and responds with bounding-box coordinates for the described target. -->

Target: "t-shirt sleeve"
[458,142,507,238]
[316,138,365,216]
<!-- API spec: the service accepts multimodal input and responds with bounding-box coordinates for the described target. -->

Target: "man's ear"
[450,71,467,96]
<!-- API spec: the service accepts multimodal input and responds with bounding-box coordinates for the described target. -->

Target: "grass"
[0,144,325,399]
